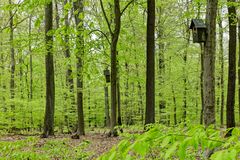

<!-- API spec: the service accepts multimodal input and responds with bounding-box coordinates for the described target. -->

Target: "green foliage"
[0,136,91,160]
[99,124,240,160]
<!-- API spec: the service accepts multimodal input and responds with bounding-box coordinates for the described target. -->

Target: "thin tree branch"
[99,0,113,35]
[1,16,30,32]
[121,0,135,16]
[89,29,111,45]
[1,0,22,31]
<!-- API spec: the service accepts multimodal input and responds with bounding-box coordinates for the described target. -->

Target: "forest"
[0,0,240,159]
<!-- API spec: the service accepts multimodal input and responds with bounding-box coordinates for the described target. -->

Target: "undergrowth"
[99,124,240,160]
[0,136,91,160]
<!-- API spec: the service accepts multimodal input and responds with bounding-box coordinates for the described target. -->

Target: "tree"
[100,0,134,136]
[203,0,217,127]
[42,0,55,138]
[217,7,224,126]
[9,0,15,129]
[238,14,240,122]
[73,0,85,137]
[64,0,75,132]
[145,0,155,125]
[226,0,237,136]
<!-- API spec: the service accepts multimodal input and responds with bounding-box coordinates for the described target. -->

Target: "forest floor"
[0,130,123,160]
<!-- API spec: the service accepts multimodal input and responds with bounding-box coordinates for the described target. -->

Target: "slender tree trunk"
[29,15,34,128]
[156,7,166,124]
[64,0,75,132]
[200,43,204,124]
[218,8,224,126]
[117,80,122,125]
[116,55,122,125]
[172,85,177,125]
[182,0,190,123]
[226,0,236,136]
[9,0,16,128]
[1,42,6,113]
[19,52,25,128]
[73,0,85,137]
[54,0,60,28]
[145,0,155,125]
[104,85,110,127]
[203,0,217,127]
[43,1,55,137]
[238,16,240,122]
[88,90,91,128]
[124,62,129,124]
[134,59,144,124]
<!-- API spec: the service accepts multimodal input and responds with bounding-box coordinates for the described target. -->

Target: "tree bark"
[104,86,110,127]
[200,43,204,124]
[203,0,217,127]
[145,0,155,125]
[226,0,236,136]
[9,0,16,128]
[182,0,190,123]
[64,0,75,132]
[117,79,122,125]
[238,15,240,123]
[108,0,121,136]
[73,0,85,137]
[43,1,55,137]
[172,85,177,125]
[29,15,34,128]
[218,8,224,126]
[156,7,166,124]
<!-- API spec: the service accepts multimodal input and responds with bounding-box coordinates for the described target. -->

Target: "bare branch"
[1,0,22,31]
[121,0,135,16]
[88,29,111,45]
[99,0,113,35]
[1,16,29,32]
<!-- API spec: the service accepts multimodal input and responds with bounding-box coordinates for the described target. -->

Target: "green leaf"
[165,141,179,159]
[132,140,149,157]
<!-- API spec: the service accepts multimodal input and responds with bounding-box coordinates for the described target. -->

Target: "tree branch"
[121,0,135,16]
[99,0,113,36]
[1,16,30,32]
[0,0,22,32]
[88,29,111,45]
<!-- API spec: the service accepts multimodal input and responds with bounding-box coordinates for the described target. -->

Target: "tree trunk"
[9,0,16,128]
[156,7,166,124]
[1,42,6,113]
[109,0,121,136]
[73,0,85,137]
[226,0,236,136]
[203,0,217,127]
[124,62,129,124]
[43,1,55,137]
[117,80,122,125]
[54,0,60,28]
[218,8,224,126]
[182,0,190,124]
[172,85,177,125]
[116,55,122,126]
[200,43,204,124]
[104,86,110,127]
[145,0,155,125]
[64,0,75,132]
[29,15,34,128]
[238,15,240,123]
